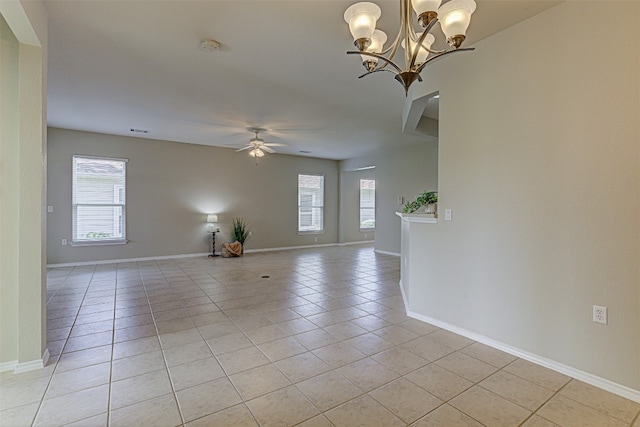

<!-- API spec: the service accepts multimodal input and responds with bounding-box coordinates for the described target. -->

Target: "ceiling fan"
[236,127,288,164]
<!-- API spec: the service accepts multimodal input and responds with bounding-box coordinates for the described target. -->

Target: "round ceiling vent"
[199,39,221,52]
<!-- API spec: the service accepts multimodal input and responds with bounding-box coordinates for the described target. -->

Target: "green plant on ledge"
[231,217,250,245]
[403,191,438,214]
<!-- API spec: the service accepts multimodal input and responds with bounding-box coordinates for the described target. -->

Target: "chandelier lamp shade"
[343,0,476,95]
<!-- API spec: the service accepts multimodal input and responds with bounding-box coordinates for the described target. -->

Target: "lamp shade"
[438,0,476,40]
[206,214,218,223]
[344,2,381,41]
[401,32,435,65]
[411,0,442,16]
[360,29,387,63]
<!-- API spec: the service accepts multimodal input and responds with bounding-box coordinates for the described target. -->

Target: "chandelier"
[344,0,476,95]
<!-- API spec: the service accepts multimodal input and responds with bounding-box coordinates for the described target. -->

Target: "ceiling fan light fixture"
[236,128,288,163]
[249,148,264,158]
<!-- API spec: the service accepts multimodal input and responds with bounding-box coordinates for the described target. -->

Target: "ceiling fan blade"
[261,146,276,153]
[235,145,253,152]
[263,142,288,147]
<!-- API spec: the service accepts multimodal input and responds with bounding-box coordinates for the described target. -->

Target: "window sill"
[298,231,325,235]
[71,239,128,247]
[360,228,375,232]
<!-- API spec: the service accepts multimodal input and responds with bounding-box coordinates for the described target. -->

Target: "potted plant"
[403,191,438,215]
[231,217,250,247]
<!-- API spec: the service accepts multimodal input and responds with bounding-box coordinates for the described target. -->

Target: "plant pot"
[425,203,437,215]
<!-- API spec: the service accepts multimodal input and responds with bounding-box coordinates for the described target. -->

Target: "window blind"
[298,174,324,232]
[359,179,375,229]
[72,155,127,243]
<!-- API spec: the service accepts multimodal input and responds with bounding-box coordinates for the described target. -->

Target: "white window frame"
[359,179,375,230]
[72,155,128,246]
[297,173,324,234]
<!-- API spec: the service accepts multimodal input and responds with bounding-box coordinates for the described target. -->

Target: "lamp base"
[208,231,218,257]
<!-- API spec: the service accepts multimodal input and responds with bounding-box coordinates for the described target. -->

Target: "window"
[298,174,324,232]
[72,155,127,244]
[360,179,375,229]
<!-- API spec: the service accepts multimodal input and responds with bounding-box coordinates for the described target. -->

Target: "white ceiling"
[45,0,561,160]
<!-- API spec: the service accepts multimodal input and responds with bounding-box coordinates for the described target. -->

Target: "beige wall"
[0,0,48,369]
[408,1,640,390]
[341,141,439,255]
[0,12,21,366]
[47,128,341,264]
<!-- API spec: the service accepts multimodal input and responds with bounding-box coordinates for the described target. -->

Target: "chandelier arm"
[380,29,404,72]
[424,46,448,55]
[418,18,447,55]
[347,50,404,74]
[401,0,411,70]
[406,1,419,40]
[414,47,475,74]
[357,68,398,79]
[379,0,407,72]
[409,28,435,70]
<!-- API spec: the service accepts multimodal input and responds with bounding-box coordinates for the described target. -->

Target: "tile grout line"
[32,264,98,427]
[144,259,187,427]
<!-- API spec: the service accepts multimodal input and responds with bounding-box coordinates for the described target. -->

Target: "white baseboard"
[0,360,17,373]
[13,348,50,374]
[47,252,210,268]
[244,243,338,253]
[398,282,640,403]
[337,240,375,247]
[375,249,400,257]
[47,242,379,268]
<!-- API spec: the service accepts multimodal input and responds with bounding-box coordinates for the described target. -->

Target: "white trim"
[398,284,640,403]
[395,211,437,223]
[73,154,128,163]
[338,240,375,247]
[70,239,128,247]
[47,242,383,268]
[47,252,210,268]
[244,243,337,253]
[48,246,342,267]
[0,360,18,373]
[13,348,49,374]
[399,280,408,308]
[375,249,400,257]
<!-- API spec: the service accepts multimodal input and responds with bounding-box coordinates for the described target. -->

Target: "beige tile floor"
[1,245,639,426]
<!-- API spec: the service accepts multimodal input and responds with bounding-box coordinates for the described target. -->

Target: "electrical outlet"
[47,206,53,213]
[314,237,318,242]
[445,209,452,221]
[248,231,253,237]
[593,305,607,324]
[364,234,368,239]
[61,239,67,246]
